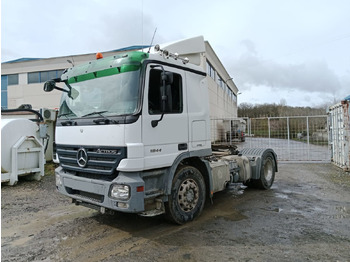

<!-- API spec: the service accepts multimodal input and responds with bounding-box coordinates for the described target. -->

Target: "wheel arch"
[239,148,278,179]
[180,157,212,199]
[259,148,278,174]
[164,153,213,199]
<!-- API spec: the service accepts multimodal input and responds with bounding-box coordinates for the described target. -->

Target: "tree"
[238,103,327,118]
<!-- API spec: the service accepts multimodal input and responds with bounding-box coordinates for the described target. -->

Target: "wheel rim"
[177,178,199,212]
[264,159,273,182]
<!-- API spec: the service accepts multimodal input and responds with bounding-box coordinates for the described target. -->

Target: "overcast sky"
[2,0,349,107]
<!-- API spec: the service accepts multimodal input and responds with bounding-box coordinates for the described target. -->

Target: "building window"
[148,69,183,114]
[8,74,19,85]
[28,72,40,83]
[206,59,237,103]
[1,75,8,109]
[40,71,50,83]
[28,70,64,84]
[49,70,61,79]
[217,75,223,88]
[1,74,18,108]
[206,61,216,80]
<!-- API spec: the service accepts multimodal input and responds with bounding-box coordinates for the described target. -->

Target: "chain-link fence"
[211,116,330,162]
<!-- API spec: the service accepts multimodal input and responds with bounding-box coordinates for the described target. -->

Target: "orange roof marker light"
[96,52,103,59]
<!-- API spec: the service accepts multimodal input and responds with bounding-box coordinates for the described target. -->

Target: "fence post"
[229,119,232,145]
[306,116,310,161]
[249,118,252,148]
[268,117,271,148]
[287,117,290,159]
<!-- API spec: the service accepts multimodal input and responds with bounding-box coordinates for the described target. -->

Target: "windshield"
[58,70,140,119]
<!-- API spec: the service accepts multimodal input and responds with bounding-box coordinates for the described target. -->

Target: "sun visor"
[161,36,206,55]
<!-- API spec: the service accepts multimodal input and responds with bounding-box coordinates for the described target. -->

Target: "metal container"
[1,119,45,185]
[328,100,350,171]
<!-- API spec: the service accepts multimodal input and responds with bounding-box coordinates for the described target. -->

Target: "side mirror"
[43,80,56,92]
[43,79,78,99]
[161,72,173,85]
[160,72,173,112]
[150,66,174,128]
[69,88,80,100]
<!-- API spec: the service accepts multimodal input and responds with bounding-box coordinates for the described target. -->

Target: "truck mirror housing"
[43,79,78,99]
[150,66,174,127]
[43,80,56,92]
[162,72,173,85]
[69,88,79,100]
[160,71,173,112]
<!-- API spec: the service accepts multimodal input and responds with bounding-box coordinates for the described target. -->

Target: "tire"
[244,152,275,189]
[255,152,275,189]
[165,165,206,225]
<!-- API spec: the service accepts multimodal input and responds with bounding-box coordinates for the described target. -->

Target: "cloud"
[84,7,167,53]
[1,0,166,61]
[230,42,342,95]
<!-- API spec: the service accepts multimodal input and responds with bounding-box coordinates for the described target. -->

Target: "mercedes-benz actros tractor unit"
[44,39,277,224]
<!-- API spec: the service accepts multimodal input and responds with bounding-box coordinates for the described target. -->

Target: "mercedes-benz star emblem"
[77,148,88,168]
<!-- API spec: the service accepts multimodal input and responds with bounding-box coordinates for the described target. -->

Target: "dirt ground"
[2,162,350,262]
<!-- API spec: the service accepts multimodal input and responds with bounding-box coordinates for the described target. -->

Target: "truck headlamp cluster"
[110,184,130,200]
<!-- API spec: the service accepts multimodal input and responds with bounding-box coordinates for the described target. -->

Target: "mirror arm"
[54,86,69,93]
[150,64,167,128]
[43,77,78,99]
[52,77,62,83]
[151,113,164,128]
[52,78,72,93]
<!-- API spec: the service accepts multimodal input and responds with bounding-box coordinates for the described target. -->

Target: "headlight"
[110,184,130,200]
[55,174,62,186]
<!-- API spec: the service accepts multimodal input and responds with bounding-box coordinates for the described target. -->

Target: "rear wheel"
[255,152,275,189]
[244,152,275,189]
[165,166,206,224]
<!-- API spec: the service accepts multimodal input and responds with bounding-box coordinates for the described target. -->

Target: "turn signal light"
[137,186,144,192]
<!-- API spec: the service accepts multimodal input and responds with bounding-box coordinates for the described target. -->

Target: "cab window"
[148,69,183,115]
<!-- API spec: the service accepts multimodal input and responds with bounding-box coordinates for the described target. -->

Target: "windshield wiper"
[93,118,116,125]
[58,112,75,119]
[58,113,77,126]
[82,111,108,118]
[81,110,118,125]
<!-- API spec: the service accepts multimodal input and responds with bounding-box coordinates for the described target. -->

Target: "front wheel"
[165,166,206,225]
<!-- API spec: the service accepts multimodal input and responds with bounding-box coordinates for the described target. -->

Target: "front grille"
[75,172,116,181]
[66,187,104,203]
[57,144,126,178]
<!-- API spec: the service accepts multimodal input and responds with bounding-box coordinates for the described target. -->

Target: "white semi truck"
[43,42,277,224]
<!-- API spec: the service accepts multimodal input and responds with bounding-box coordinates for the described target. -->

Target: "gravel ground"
[1,162,350,262]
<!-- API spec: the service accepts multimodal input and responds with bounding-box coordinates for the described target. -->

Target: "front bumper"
[55,166,145,213]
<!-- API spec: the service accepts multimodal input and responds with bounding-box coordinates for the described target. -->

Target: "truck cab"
[45,45,277,224]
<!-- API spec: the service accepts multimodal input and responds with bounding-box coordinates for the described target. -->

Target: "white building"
[1,36,238,119]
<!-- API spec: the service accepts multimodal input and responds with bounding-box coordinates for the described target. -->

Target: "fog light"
[55,174,62,186]
[110,184,130,200]
[117,202,129,209]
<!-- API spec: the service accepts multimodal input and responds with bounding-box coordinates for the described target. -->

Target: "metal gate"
[211,116,330,162]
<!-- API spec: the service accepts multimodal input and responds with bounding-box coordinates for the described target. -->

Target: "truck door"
[142,64,188,170]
